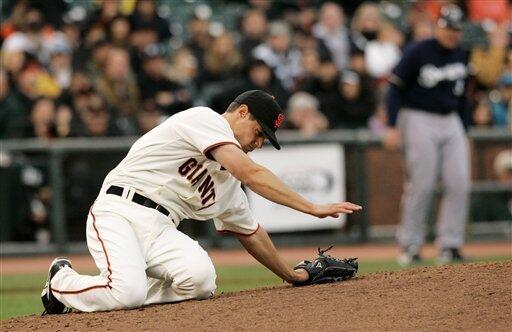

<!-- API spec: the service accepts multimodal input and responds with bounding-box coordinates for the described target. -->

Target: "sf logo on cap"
[274,114,285,129]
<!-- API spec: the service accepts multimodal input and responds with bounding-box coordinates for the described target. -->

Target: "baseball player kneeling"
[41,90,362,315]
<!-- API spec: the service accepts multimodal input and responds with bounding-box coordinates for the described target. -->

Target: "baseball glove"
[293,246,358,286]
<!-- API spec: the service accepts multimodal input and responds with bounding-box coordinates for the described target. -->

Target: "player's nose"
[256,138,263,149]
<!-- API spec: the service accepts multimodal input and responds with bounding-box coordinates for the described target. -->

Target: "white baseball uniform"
[50,107,259,312]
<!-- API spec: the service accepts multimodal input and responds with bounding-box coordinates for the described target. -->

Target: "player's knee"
[444,176,470,195]
[411,182,435,197]
[175,260,217,299]
[111,274,148,309]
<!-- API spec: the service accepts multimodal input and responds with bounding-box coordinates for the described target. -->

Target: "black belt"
[106,185,170,217]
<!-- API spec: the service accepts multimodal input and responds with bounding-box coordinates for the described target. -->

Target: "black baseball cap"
[437,5,464,30]
[234,90,285,150]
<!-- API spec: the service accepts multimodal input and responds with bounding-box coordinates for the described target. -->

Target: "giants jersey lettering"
[102,107,257,235]
[178,158,216,208]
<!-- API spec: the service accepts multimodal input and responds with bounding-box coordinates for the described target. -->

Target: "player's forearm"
[386,83,402,127]
[236,227,305,284]
[243,166,314,215]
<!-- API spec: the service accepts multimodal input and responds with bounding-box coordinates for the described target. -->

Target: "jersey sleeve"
[389,42,421,88]
[214,188,259,236]
[175,108,242,160]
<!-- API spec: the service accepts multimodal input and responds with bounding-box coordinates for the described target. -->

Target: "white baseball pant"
[50,189,217,312]
[396,109,470,250]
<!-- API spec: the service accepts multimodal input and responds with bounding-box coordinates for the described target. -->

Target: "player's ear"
[238,104,249,118]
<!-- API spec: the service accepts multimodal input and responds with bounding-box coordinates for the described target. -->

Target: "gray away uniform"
[386,38,470,250]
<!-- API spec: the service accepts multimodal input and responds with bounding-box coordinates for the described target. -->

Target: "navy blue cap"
[438,5,464,30]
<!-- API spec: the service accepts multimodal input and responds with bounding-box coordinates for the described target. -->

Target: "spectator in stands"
[302,57,340,122]
[404,2,434,43]
[312,2,350,71]
[209,59,288,113]
[470,23,509,88]
[365,22,403,81]
[129,0,172,42]
[349,2,383,55]
[129,24,160,75]
[58,71,93,117]
[239,9,268,61]
[294,28,331,64]
[185,13,212,69]
[0,68,28,138]
[286,92,328,136]
[247,0,277,20]
[299,48,321,84]
[253,21,303,91]
[471,149,512,222]
[108,15,131,48]
[78,93,121,137]
[94,47,139,135]
[199,32,243,88]
[349,48,367,76]
[0,70,43,138]
[28,98,57,140]
[1,42,28,80]
[1,7,45,64]
[166,48,199,90]
[471,97,494,128]
[489,73,512,127]
[335,70,377,129]
[82,0,120,37]
[2,6,70,68]
[0,151,42,242]
[138,44,192,116]
[60,13,83,52]
[54,104,73,138]
[47,37,73,90]
[306,55,339,91]
[83,39,111,82]
[290,5,317,34]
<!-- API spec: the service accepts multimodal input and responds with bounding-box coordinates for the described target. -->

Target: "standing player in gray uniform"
[41,90,362,314]
[384,5,470,265]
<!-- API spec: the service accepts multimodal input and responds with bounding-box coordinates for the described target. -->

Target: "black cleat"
[437,248,467,265]
[397,245,422,267]
[41,257,73,315]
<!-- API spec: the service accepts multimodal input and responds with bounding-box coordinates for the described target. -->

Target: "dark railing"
[1,128,510,254]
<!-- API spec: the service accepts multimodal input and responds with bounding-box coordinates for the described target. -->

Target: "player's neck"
[222,112,236,131]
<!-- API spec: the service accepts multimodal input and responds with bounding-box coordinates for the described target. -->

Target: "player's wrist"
[292,268,309,283]
[305,202,317,216]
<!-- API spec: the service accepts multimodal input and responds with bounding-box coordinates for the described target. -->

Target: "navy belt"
[106,185,170,217]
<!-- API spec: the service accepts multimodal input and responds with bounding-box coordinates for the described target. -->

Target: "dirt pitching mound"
[4,261,511,331]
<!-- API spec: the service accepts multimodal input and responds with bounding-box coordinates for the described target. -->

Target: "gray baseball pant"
[396,109,470,250]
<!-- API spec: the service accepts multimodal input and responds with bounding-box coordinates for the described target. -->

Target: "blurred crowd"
[0,0,511,241]
[1,0,510,141]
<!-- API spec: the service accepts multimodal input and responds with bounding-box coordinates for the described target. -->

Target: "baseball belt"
[106,185,170,217]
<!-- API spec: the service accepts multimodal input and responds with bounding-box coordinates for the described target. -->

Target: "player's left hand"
[293,246,358,286]
[310,202,362,218]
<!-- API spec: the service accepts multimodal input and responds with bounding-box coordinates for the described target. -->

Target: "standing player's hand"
[310,202,362,218]
[383,127,401,150]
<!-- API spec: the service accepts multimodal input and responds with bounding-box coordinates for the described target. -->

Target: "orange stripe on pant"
[52,208,113,294]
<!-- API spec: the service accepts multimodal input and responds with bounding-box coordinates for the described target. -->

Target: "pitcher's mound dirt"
[4,261,511,331]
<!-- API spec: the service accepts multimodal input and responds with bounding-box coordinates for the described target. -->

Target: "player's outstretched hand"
[310,202,362,218]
